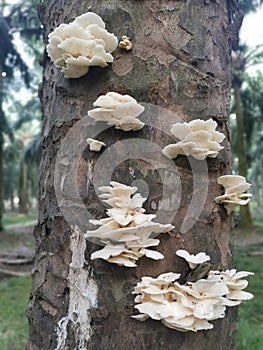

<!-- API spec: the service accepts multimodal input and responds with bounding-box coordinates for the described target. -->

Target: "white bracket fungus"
[162,119,225,160]
[215,175,252,214]
[176,249,211,269]
[86,138,106,152]
[46,12,118,78]
[132,251,253,332]
[85,181,174,267]
[88,92,145,131]
[119,36,133,51]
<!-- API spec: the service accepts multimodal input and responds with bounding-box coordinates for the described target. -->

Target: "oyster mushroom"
[215,175,252,214]
[86,138,105,152]
[162,119,225,160]
[176,249,211,269]
[46,12,118,78]
[88,92,145,131]
[132,253,253,332]
[85,181,174,267]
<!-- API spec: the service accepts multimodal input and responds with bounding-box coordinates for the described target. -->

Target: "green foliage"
[2,210,37,226]
[0,276,31,350]
[0,0,43,83]
[235,249,263,350]
[0,0,43,221]
[231,41,263,212]
[0,14,30,85]
[239,0,263,14]
[240,74,263,152]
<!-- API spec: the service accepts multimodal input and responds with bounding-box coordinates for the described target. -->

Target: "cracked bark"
[27,1,238,349]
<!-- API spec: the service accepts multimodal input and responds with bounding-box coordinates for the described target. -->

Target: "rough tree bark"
[27,1,238,349]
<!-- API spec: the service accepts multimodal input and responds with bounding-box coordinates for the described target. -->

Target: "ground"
[0,212,262,350]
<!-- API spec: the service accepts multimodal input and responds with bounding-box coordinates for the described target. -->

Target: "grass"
[0,210,37,251]
[254,219,263,228]
[0,230,35,251]
[0,276,31,350]
[0,211,35,349]
[233,218,263,350]
[2,210,37,227]
[0,213,261,349]
[234,248,263,350]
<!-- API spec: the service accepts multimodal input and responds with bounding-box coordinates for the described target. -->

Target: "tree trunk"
[27,1,237,349]
[18,161,29,214]
[233,82,253,226]
[254,173,261,210]
[0,74,4,231]
[0,137,3,231]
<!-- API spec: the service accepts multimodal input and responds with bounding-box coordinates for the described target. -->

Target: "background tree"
[238,73,263,213]
[230,0,263,226]
[0,7,27,229]
[27,1,241,349]
[231,44,263,226]
[0,0,42,226]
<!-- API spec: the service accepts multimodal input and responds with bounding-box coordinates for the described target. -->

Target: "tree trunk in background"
[18,161,28,214]
[233,82,253,226]
[254,175,261,209]
[27,1,238,349]
[0,138,3,231]
[260,155,263,209]
[0,74,4,231]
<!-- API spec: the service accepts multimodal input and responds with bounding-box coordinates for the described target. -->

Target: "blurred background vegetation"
[0,0,263,349]
[0,0,42,230]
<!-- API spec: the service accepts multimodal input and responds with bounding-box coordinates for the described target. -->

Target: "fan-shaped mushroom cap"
[88,92,145,131]
[46,12,118,78]
[74,12,105,29]
[86,138,105,151]
[176,249,211,269]
[215,175,252,214]
[162,118,225,160]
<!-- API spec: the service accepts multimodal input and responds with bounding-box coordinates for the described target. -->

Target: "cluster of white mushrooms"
[46,12,118,78]
[85,181,174,267]
[132,249,254,332]
[46,10,252,217]
[48,11,254,334]
[215,175,252,214]
[162,119,225,160]
[88,91,145,131]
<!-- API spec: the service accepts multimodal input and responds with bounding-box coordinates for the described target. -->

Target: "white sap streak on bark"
[55,226,98,350]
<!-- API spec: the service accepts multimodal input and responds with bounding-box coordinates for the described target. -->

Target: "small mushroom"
[215,175,252,214]
[162,119,225,160]
[46,12,118,78]
[119,35,133,51]
[88,92,145,131]
[86,138,105,151]
[176,249,211,269]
